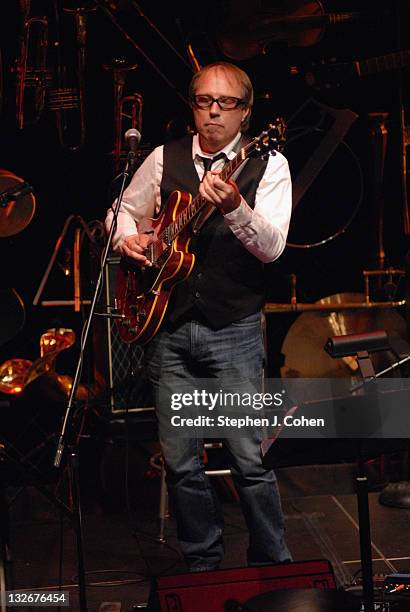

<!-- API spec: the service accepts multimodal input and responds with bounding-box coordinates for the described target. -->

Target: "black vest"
[160,134,268,330]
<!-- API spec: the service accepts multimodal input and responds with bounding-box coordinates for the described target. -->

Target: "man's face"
[192,67,250,152]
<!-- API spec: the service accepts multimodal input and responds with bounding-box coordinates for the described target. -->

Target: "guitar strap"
[192,133,252,234]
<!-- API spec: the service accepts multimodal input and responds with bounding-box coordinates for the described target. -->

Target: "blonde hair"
[189,62,253,131]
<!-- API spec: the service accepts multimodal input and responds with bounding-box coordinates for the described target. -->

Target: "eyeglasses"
[191,95,245,110]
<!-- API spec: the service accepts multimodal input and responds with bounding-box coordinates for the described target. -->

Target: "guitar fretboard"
[359,49,410,77]
[154,121,284,250]
[165,144,249,242]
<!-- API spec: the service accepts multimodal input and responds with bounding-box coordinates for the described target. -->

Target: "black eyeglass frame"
[190,95,246,110]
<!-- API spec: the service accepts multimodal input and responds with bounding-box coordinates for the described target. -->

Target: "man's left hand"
[199,171,241,214]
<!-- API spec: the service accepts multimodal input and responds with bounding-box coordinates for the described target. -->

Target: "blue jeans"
[145,311,291,571]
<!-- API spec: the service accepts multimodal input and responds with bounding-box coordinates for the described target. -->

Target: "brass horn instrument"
[15,14,52,128]
[48,4,95,150]
[103,59,143,170]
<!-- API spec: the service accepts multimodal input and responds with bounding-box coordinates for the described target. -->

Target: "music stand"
[262,332,403,612]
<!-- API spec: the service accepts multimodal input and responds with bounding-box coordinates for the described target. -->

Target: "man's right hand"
[121,233,152,266]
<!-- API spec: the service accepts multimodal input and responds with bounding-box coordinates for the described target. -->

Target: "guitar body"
[115,190,195,344]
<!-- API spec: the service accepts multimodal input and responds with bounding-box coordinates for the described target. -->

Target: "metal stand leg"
[69,446,87,612]
[0,438,87,611]
[156,443,235,543]
[157,460,168,544]
[356,445,375,612]
[0,481,13,612]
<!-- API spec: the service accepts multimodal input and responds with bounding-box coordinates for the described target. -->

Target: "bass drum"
[280,293,406,401]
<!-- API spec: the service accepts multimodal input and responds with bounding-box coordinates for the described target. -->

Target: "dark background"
[1,0,409,370]
[1,5,410,598]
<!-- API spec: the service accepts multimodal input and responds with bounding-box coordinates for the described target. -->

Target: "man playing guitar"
[106,62,292,572]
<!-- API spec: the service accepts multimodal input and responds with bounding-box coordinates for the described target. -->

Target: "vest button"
[195,291,200,298]
[197,272,202,280]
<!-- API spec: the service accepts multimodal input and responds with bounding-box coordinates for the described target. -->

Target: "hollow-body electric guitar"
[115,120,286,345]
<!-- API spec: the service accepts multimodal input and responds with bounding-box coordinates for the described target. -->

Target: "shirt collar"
[192,132,242,162]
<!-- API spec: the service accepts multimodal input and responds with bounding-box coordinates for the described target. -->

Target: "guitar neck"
[358,49,410,77]
[168,146,248,239]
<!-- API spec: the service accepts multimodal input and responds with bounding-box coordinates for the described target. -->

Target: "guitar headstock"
[250,118,287,159]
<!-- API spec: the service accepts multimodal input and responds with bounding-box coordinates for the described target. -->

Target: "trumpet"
[104,59,143,170]
[15,15,52,128]
[49,4,95,151]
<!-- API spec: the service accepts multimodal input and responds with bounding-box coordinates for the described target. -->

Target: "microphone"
[125,128,142,173]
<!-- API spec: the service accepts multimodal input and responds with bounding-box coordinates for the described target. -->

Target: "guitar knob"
[136,310,146,322]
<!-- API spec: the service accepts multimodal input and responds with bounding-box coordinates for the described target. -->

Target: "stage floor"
[6,463,410,611]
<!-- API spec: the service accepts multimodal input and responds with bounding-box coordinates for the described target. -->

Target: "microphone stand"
[53,154,135,612]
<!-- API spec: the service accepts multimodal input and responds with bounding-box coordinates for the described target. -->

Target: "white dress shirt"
[105,132,292,263]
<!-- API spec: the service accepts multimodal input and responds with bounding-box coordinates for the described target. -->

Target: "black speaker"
[93,254,154,414]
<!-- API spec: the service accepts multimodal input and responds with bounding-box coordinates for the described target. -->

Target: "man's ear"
[242,107,250,121]
[241,107,251,127]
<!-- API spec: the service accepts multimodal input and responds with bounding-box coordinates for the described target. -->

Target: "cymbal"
[281,292,406,396]
[0,169,36,237]
[0,288,25,347]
